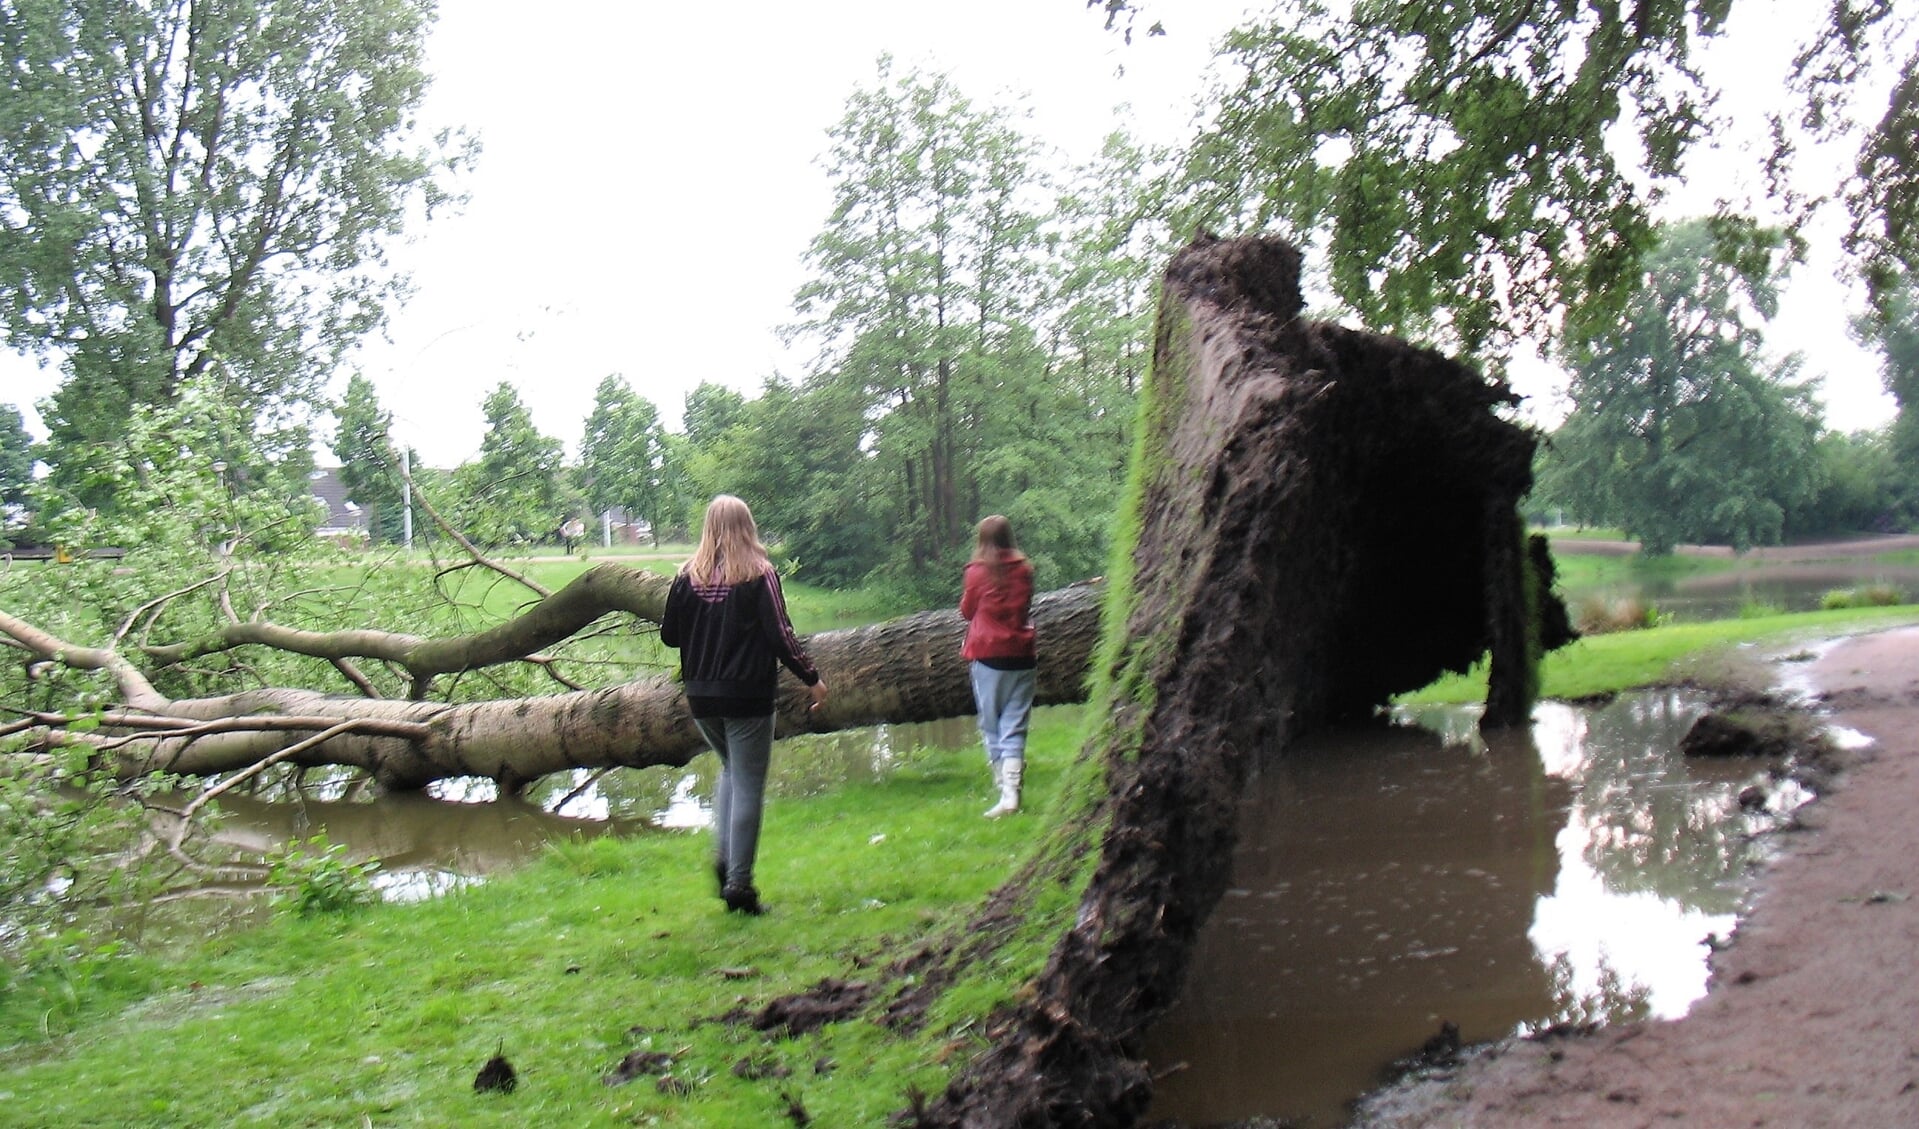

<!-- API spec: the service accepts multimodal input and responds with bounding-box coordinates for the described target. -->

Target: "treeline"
[1528,220,1919,553]
[323,63,1170,598]
[7,5,1919,576]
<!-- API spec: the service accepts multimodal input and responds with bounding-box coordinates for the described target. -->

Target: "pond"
[1139,690,1814,1128]
[1557,558,1919,622]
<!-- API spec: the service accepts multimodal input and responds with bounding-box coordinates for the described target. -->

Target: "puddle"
[1141,689,1790,1128]
[180,713,991,903]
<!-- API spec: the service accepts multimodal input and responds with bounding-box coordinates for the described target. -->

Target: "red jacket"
[960,557,1036,662]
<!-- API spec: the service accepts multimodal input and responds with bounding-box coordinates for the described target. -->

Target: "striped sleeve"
[760,568,820,685]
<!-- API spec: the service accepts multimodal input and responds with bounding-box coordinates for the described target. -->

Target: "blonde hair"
[684,495,773,586]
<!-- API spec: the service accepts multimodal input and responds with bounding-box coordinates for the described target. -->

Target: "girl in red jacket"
[960,515,1036,817]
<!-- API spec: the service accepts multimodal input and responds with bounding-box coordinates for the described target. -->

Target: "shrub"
[1572,594,1666,635]
[1820,584,1908,610]
[266,834,379,917]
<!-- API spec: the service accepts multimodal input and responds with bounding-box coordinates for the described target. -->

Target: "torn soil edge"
[750,234,1566,1128]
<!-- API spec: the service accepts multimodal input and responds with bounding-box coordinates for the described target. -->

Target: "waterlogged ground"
[183,691,1807,1129]
[1352,626,1919,1129]
[1141,691,1788,1127]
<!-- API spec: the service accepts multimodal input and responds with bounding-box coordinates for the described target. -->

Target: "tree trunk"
[53,578,1105,791]
[912,234,1563,1126]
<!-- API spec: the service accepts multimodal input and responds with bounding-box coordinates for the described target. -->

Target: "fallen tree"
[770,233,1572,1126]
[0,571,1105,790]
[2,233,1568,1128]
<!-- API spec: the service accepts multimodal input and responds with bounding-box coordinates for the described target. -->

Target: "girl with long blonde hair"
[660,495,828,914]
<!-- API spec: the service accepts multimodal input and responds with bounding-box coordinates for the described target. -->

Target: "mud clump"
[1680,710,1807,759]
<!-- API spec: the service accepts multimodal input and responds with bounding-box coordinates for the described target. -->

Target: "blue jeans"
[695,714,775,890]
[969,662,1036,767]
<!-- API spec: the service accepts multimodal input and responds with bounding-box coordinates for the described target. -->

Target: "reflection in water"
[1563,560,1919,622]
[1143,691,1780,1128]
[190,713,987,904]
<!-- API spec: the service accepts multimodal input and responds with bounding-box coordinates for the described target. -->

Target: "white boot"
[984,758,1022,818]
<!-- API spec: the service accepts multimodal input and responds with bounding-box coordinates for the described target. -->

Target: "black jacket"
[660,568,819,714]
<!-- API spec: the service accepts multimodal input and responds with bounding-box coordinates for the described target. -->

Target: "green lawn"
[0,715,1082,1128]
[1401,603,1919,704]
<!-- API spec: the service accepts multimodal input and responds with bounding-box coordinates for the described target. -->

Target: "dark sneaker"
[722,884,764,916]
[714,857,728,898]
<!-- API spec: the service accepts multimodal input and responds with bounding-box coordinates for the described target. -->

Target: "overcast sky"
[3,0,1899,466]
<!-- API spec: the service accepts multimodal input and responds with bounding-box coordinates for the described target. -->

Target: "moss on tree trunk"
[909,234,1568,1125]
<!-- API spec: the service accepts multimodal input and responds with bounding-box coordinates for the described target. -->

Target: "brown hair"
[684,494,773,586]
[971,514,1024,580]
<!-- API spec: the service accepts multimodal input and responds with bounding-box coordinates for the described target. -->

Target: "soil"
[1354,624,1919,1129]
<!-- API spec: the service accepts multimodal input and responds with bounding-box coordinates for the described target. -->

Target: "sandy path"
[1357,626,1919,1129]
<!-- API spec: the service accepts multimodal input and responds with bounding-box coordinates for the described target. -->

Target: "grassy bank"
[1402,603,1919,704]
[0,713,1084,1128]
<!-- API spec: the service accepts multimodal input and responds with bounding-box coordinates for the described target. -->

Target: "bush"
[1572,594,1667,635]
[266,834,379,917]
[1820,584,1908,610]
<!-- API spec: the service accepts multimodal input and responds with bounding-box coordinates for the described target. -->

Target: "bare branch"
[395,445,551,598]
[115,570,231,648]
[331,657,382,698]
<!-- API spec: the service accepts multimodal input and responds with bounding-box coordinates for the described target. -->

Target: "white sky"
[1,0,1899,465]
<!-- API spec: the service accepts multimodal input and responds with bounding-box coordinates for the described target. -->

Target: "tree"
[792,59,1053,588]
[0,403,31,513]
[1537,220,1825,555]
[330,375,410,545]
[453,382,567,547]
[0,0,470,502]
[1179,1,1919,355]
[577,375,666,543]
[691,376,886,586]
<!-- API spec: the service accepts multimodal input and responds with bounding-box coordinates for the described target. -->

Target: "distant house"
[309,468,368,541]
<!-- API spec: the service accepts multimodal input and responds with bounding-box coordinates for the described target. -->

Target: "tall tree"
[454,382,566,547]
[329,375,412,545]
[1851,274,1919,525]
[1537,220,1825,555]
[792,59,1051,587]
[0,404,32,514]
[577,375,666,543]
[1180,1,1919,354]
[0,0,470,502]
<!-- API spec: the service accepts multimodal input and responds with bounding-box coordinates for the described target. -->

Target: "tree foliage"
[1180,0,1919,355]
[0,403,32,515]
[1536,220,1824,554]
[577,374,667,539]
[772,61,1159,594]
[451,382,568,546]
[0,0,470,503]
[329,374,410,545]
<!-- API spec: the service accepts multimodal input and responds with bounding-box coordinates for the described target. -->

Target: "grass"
[0,715,1083,1128]
[1402,602,1919,704]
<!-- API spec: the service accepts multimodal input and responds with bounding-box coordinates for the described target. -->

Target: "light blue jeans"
[695,714,775,890]
[969,662,1036,767]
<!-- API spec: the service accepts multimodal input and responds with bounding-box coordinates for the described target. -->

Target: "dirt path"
[1355,625,1919,1128]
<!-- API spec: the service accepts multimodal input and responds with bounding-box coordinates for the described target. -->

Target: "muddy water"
[1140,691,1786,1128]
[195,715,985,897]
